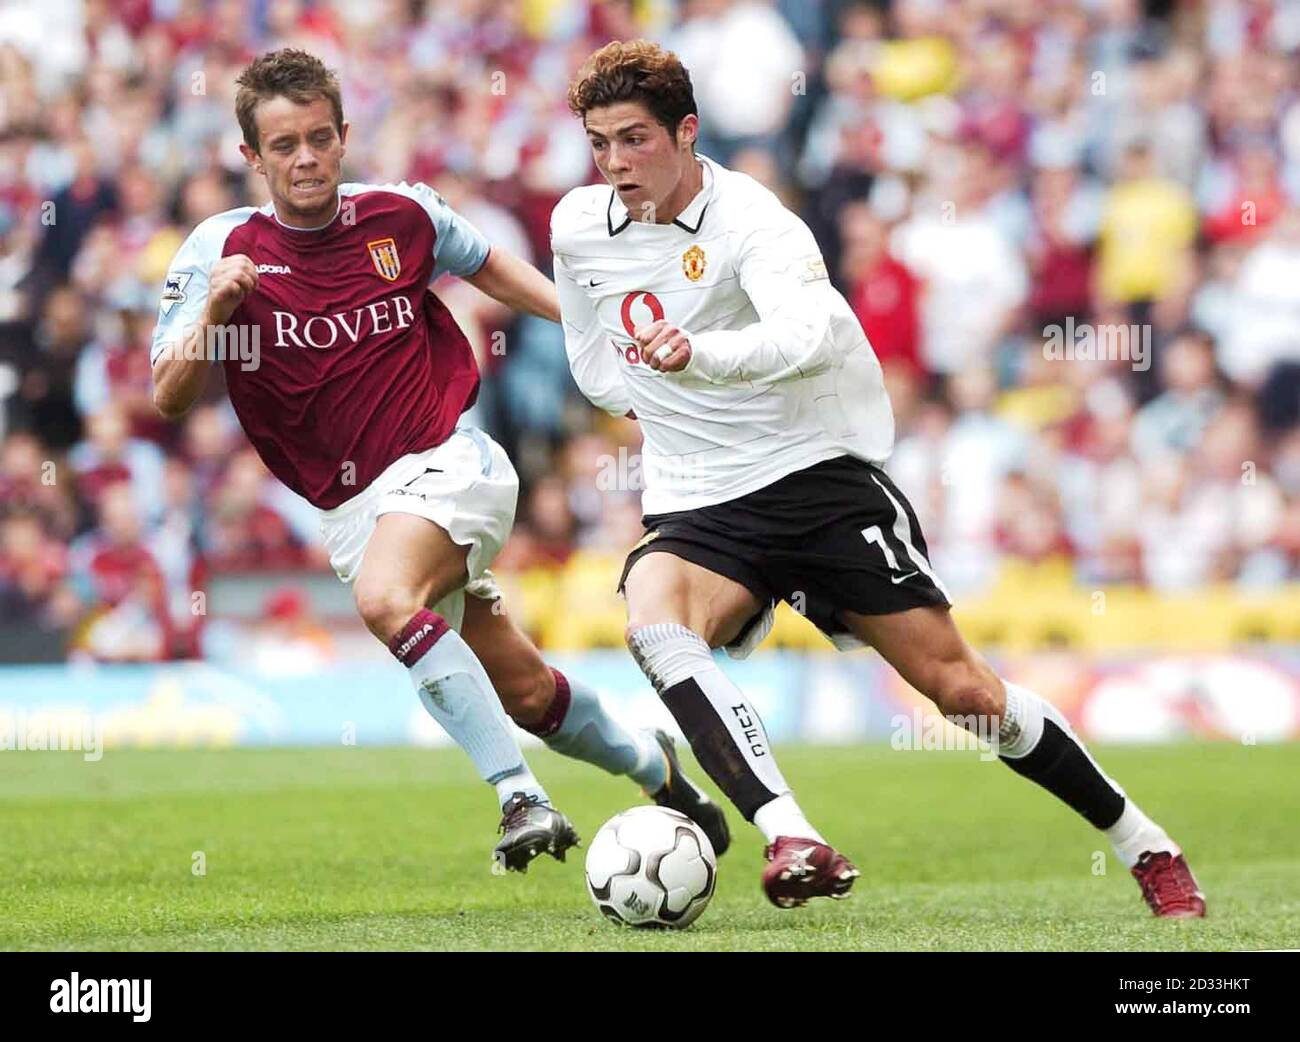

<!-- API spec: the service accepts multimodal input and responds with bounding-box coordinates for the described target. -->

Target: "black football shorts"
[618,454,951,646]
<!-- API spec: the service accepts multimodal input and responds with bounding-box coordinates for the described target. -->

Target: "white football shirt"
[551,155,895,515]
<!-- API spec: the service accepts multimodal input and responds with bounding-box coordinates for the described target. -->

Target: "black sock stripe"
[660,677,778,821]
[1000,718,1125,829]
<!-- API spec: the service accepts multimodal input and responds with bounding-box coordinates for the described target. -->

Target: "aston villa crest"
[368,237,401,281]
[682,244,706,282]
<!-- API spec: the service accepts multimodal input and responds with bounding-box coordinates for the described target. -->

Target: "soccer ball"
[584,806,717,928]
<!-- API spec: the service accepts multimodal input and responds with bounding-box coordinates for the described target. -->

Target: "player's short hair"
[235,49,344,152]
[567,40,697,134]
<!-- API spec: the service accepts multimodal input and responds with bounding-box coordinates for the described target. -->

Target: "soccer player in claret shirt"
[551,40,1206,917]
[150,49,728,871]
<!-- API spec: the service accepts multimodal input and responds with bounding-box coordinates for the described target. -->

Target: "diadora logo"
[390,486,434,502]
[256,263,291,274]
[397,623,434,659]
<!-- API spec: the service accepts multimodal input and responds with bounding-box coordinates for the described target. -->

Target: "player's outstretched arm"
[463,247,560,324]
[152,254,258,418]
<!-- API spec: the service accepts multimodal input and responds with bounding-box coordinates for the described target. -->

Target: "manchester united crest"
[682,244,706,282]
[368,237,401,281]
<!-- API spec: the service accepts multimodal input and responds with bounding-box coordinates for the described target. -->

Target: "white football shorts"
[318,426,517,631]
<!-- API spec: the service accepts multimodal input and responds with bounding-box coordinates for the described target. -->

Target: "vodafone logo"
[619,291,664,365]
[620,291,664,338]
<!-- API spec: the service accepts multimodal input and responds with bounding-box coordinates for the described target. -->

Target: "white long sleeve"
[554,252,633,417]
[685,206,859,386]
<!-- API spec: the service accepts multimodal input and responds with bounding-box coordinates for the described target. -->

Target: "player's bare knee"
[931,662,1002,725]
[353,583,424,643]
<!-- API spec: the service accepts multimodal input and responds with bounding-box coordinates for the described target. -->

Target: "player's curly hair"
[235,49,344,152]
[567,40,697,133]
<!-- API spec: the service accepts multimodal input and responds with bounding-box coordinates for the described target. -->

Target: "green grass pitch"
[1,741,1295,951]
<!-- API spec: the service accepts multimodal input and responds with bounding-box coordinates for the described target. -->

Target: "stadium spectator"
[1220,206,1300,386]
[670,0,805,165]
[1096,139,1197,310]
[1131,330,1225,460]
[893,136,1028,376]
[0,507,73,626]
[14,285,90,450]
[241,584,337,673]
[839,201,922,378]
[69,402,166,523]
[66,481,172,661]
[200,449,307,572]
[0,430,78,538]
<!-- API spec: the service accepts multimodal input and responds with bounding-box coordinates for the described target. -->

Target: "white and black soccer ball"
[584,806,717,928]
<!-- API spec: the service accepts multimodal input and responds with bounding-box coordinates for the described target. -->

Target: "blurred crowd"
[2,0,1300,661]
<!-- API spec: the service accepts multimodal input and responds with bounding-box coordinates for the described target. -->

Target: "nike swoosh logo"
[890,571,919,584]
[587,278,605,288]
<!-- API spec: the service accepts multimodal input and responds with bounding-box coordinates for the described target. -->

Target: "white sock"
[1105,800,1179,868]
[391,610,547,808]
[493,768,547,809]
[753,794,827,845]
[628,623,792,815]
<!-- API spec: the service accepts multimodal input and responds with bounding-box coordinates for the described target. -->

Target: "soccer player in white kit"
[551,40,1205,916]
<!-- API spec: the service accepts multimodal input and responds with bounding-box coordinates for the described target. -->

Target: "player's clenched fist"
[635,319,693,372]
[204,254,259,325]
